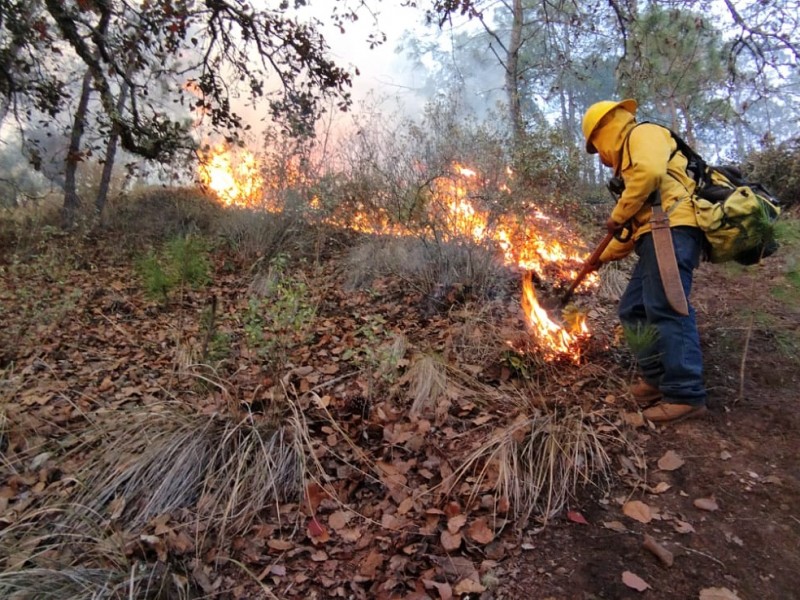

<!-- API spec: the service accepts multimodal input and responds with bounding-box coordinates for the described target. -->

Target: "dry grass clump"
[406,353,448,420]
[68,404,302,540]
[449,407,628,524]
[103,186,223,246]
[0,196,63,257]
[449,300,513,368]
[597,262,630,302]
[216,207,316,267]
[344,235,513,302]
[0,402,306,598]
[0,565,176,600]
[0,510,180,599]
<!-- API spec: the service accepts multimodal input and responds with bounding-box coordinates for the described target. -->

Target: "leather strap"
[651,199,689,316]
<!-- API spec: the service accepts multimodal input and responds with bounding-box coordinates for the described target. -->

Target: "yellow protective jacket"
[595,110,700,263]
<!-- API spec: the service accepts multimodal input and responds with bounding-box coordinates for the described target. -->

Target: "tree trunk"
[96,81,129,217]
[62,67,93,229]
[682,106,697,148]
[506,0,524,146]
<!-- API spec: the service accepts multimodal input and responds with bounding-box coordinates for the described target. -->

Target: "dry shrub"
[448,407,630,523]
[216,207,315,267]
[0,195,63,259]
[744,137,800,208]
[345,235,514,302]
[103,186,223,246]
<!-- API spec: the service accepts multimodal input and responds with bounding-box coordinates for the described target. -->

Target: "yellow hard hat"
[582,99,638,153]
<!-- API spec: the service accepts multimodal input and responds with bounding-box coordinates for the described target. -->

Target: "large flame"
[198,144,264,207]
[198,150,596,360]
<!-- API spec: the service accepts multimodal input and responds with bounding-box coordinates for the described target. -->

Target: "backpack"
[657,125,782,265]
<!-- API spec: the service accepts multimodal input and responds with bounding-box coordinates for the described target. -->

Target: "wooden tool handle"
[560,231,616,305]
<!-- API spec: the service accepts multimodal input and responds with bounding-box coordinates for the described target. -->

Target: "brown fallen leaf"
[650,481,672,494]
[566,510,589,525]
[693,496,719,512]
[603,520,627,533]
[440,529,462,551]
[673,520,696,534]
[699,587,742,600]
[447,514,467,534]
[657,450,685,471]
[359,549,384,579]
[623,412,646,427]
[622,570,651,592]
[430,555,476,580]
[623,500,653,523]
[466,517,494,544]
[642,534,674,567]
[422,579,453,600]
[305,482,327,514]
[267,539,293,551]
[328,510,352,531]
[307,517,330,544]
[453,578,486,595]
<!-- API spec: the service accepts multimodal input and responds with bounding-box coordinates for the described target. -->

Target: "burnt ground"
[0,207,798,600]
[497,258,800,600]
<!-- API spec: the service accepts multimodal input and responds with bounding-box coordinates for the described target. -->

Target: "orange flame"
[198,154,596,360]
[198,144,264,207]
[521,272,589,361]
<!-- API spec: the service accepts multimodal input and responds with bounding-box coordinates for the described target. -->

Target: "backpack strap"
[620,121,711,198]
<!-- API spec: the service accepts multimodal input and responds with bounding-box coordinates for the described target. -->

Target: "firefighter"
[582,99,707,423]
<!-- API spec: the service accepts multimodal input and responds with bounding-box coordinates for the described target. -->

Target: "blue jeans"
[618,226,706,406]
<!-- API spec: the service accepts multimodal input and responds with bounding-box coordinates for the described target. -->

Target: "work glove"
[606,217,623,234]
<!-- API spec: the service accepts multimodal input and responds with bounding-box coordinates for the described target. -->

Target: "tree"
[0,0,375,225]
[616,4,728,146]
[423,0,800,150]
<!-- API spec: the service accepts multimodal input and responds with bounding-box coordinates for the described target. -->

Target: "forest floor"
[0,198,798,600]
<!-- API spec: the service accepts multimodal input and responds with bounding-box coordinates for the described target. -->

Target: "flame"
[521,272,589,361]
[198,144,265,207]
[198,152,597,360]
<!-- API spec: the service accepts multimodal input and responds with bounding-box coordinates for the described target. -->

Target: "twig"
[218,557,281,599]
[737,311,755,404]
[675,544,725,567]
[200,294,218,363]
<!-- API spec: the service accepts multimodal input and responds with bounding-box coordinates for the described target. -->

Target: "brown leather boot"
[642,402,707,424]
[629,380,662,407]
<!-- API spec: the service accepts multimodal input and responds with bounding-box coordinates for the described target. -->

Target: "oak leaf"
[693,496,719,512]
[623,500,653,523]
[447,514,467,533]
[440,529,462,551]
[466,517,494,544]
[657,450,685,471]
[622,570,651,592]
